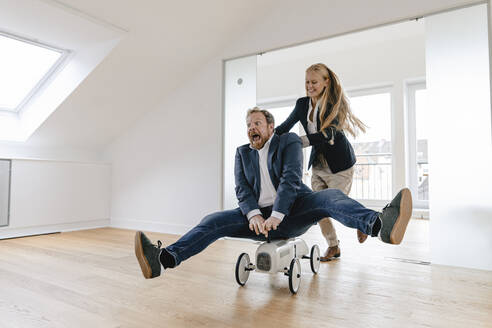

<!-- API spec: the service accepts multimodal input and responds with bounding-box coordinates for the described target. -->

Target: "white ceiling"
[22,0,282,151]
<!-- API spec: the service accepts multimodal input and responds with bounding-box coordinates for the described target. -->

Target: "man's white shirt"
[246,134,285,222]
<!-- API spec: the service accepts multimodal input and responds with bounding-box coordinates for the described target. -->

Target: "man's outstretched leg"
[134,208,259,279]
[318,187,412,244]
[275,188,413,245]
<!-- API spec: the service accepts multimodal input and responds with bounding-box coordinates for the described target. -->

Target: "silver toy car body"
[235,238,320,294]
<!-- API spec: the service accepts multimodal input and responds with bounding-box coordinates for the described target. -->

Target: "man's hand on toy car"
[263,216,281,237]
[249,215,266,235]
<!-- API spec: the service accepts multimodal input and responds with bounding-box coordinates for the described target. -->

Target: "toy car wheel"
[310,244,320,274]
[235,253,251,286]
[288,258,301,294]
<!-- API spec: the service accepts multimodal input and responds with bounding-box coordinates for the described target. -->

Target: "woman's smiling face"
[305,70,328,99]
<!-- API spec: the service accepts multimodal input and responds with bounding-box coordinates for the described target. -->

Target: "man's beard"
[250,133,267,149]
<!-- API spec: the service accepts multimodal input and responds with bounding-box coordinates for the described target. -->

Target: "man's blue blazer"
[234,132,312,217]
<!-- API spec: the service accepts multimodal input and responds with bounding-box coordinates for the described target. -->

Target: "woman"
[275,63,367,261]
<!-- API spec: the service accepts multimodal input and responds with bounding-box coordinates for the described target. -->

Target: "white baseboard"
[0,219,110,239]
[110,218,193,236]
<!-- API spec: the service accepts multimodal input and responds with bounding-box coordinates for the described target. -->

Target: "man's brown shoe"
[320,245,341,262]
[357,230,368,243]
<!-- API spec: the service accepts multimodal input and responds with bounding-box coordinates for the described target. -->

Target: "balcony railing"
[304,152,429,202]
[349,153,391,201]
[349,155,429,202]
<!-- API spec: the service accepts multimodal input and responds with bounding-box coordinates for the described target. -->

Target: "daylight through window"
[0,32,63,112]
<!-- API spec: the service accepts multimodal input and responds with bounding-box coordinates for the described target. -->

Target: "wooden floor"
[0,220,491,328]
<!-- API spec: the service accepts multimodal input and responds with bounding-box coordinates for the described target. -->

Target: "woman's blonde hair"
[306,63,366,137]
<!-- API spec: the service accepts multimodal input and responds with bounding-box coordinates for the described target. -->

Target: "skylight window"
[0,32,63,113]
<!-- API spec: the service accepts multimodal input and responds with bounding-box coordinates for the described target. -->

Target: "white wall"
[426,4,492,271]
[105,0,491,271]
[106,60,223,234]
[0,159,111,238]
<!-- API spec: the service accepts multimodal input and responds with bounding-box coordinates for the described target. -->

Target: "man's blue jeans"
[166,188,379,266]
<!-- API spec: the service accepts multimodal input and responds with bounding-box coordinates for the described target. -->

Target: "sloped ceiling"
[24,0,281,150]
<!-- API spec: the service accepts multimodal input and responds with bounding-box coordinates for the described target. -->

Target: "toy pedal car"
[235,238,320,294]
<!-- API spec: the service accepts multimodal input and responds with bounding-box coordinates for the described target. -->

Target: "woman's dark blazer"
[275,97,356,173]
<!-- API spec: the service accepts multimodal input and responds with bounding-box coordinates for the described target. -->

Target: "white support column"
[426,4,492,270]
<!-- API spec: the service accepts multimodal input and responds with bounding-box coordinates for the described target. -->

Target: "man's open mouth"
[251,134,260,142]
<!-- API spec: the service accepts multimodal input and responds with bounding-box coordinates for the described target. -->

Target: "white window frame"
[346,84,394,208]
[405,79,429,209]
[0,30,70,114]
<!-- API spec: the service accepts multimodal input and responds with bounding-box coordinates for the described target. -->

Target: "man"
[135,108,412,279]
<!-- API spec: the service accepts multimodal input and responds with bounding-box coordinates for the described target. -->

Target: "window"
[346,89,393,202]
[0,32,64,113]
[268,106,302,138]
[0,1,123,142]
[407,81,429,208]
